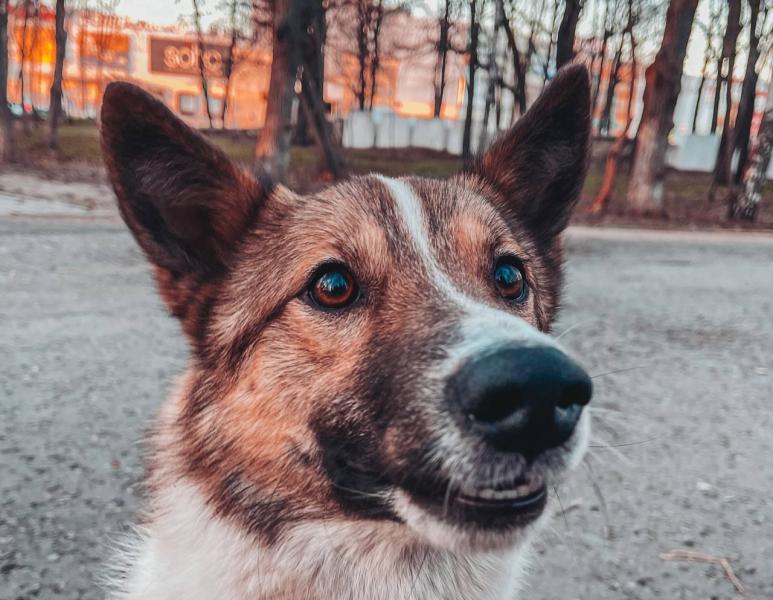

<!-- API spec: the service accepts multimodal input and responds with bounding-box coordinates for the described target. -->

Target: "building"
[5,5,467,130]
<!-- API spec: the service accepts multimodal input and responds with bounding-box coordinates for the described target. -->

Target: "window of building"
[208,96,223,117]
[178,93,200,116]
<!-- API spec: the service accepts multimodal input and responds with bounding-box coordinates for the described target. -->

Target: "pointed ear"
[473,65,591,245]
[100,82,268,339]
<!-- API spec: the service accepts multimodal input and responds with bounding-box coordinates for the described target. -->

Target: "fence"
[343,111,773,178]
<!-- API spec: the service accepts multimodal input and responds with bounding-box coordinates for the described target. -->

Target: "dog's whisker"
[589,436,659,449]
[589,430,633,466]
[331,482,388,499]
[590,406,655,426]
[590,410,658,445]
[591,364,652,379]
[590,418,651,445]
[546,489,585,575]
[407,546,431,598]
[442,473,457,520]
[582,458,613,540]
[554,317,597,341]
[588,411,621,430]
[552,484,570,533]
[589,406,627,414]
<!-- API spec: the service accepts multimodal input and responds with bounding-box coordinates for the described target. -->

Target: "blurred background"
[0,0,772,599]
[0,0,773,222]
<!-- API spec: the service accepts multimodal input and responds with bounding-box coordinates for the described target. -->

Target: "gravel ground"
[1,214,772,600]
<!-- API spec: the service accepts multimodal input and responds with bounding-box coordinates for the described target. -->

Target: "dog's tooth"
[488,488,521,500]
[492,489,515,500]
[465,479,546,501]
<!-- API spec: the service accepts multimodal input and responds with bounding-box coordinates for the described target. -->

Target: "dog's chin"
[393,412,591,553]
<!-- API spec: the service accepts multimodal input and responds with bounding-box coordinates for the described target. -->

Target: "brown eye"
[309,266,358,309]
[494,258,528,303]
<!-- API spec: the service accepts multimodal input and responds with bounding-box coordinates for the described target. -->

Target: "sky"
[116,0,186,26]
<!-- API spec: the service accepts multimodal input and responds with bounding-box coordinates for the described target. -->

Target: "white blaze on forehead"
[378,175,468,304]
[376,175,555,363]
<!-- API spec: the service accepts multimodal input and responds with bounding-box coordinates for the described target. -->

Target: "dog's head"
[101,65,592,553]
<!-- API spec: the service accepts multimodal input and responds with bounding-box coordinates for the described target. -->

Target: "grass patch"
[16,119,103,164]
[17,122,461,183]
[10,120,773,229]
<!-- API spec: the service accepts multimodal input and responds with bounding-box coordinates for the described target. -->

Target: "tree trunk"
[730,0,762,185]
[18,0,32,120]
[433,0,452,118]
[367,1,384,111]
[462,0,479,168]
[30,2,41,118]
[192,0,214,129]
[355,3,368,111]
[95,10,110,109]
[501,1,526,118]
[220,0,240,129]
[591,20,637,214]
[701,0,720,134]
[292,0,325,145]
[477,70,495,155]
[526,0,542,87]
[299,67,344,179]
[599,39,622,136]
[543,0,560,85]
[591,27,611,124]
[48,0,67,149]
[477,0,502,152]
[256,0,343,182]
[691,49,710,133]
[297,0,344,178]
[625,0,699,215]
[710,60,722,134]
[0,0,13,162]
[78,8,86,114]
[709,1,736,136]
[692,61,708,134]
[255,0,296,181]
[711,0,742,188]
[732,71,759,184]
[590,0,613,109]
[556,0,582,68]
[729,86,773,220]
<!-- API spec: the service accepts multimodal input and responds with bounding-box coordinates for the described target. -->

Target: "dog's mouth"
[456,473,547,520]
[398,466,550,530]
[318,427,579,534]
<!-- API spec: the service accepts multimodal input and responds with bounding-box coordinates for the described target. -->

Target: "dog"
[100,64,592,600]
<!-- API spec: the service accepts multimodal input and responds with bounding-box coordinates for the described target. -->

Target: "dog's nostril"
[470,386,520,424]
[559,379,593,409]
[554,404,583,437]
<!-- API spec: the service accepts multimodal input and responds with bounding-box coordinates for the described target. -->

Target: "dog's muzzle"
[393,344,593,537]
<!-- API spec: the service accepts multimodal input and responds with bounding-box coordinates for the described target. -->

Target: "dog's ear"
[473,65,590,246]
[100,82,268,339]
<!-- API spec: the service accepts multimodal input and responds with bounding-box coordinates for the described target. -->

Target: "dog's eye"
[309,265,358,309]
[493,258,528,303]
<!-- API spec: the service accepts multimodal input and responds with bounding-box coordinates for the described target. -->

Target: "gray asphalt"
[1,215,772,599]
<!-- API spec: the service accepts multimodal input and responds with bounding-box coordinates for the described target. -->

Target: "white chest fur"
[108,480,533,600]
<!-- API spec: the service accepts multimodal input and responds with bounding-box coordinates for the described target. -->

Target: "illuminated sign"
[149,37,234,77]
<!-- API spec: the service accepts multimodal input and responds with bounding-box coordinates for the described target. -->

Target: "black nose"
[447,346,592,459]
